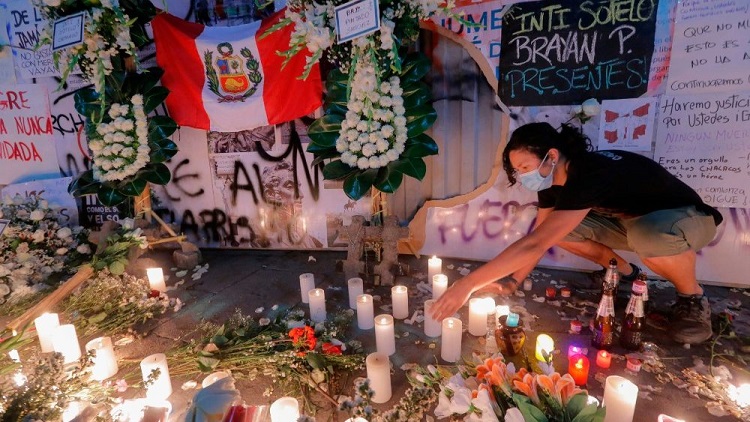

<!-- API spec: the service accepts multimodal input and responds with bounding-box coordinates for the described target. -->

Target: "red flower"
[322,342,342,355]
[149,289,161,298]
[289,326,316,350]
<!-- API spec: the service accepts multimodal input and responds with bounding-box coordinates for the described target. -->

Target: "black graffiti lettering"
[254,124,321,201]
[231,161,262,205]
[165,158,205,201]
[200,208,230,244]
[60,153,89,177]
[52,113,85,135]
[180,209,200,239]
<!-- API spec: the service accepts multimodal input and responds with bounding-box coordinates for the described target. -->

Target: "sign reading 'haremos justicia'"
[499,0,658,106]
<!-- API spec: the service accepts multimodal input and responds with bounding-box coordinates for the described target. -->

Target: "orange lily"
[513,372,541,405]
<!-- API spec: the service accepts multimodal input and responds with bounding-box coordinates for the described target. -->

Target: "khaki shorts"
[562,205,718,258]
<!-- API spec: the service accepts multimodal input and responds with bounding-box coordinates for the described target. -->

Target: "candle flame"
[576,359,583,369]
[380,317,388,324]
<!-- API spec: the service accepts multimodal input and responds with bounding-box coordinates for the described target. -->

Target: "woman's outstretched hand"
[430,279,474,321]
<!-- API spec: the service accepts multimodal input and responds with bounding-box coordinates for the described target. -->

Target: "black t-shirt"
[537,150,723,225]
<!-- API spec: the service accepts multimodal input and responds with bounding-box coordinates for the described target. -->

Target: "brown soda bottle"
[637,273,650,314]
[592,283,615,350]
[620,280,647,350]
[603,258,620,294]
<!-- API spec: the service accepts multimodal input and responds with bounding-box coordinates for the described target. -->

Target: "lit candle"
[299,273,315,304]
[374,314,396,356]
[596,350,612,369]
[52,324,81,364]
[568,354,590,386]
[561,287,571,298]
[85,336,118,381]
[34,312,60,353]
[432,274,448,300]
[201,370,231,388]
[428,256,442,284]
[626,358,642,373]
[62,401,84,422]
[506,312,520,327]
[270,397,300,422]
[348,277,364,309]
[602,376,638,422]
[535,334,554,362]
[545,287,557,300]
[523,278,533,291]
[308,288,327,323]
[468,298,490,336]
[735,383,750,407]
[366,352,392,403]
[570,320,583,334]
[391,286,409,319]
[146,268,167,293]
[441,317,462,362]
[140,353,172,401]
[567,345,588,358]
[423,300,441,338]
[356,294,375,330]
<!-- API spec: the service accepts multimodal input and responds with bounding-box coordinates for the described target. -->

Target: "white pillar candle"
[34,312,60,353]
[299,273,315,304]
[366,352,392,403]
[270,397,300,422]
[602,375,639,422]
[348,277,364,309]
[423,300,441,338]
[496,305,510,318]
[441,317,462,362]
[432,273,448,300]
[391,285,409,319]
[428,256,442,284]
[85,336,118,381]
[62,401,84,422]
[202,371,231,388]
[356,294,375,330]
[535,334,555,362]
[52,324,81,364]
[146,268,167,293]
[468,298,490,336]
[308,288,327,322]
[140,353,172,401]
[374,314,396,356]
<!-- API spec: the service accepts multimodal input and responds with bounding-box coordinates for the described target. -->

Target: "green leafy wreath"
[68,67,178,207]
[307,52,438,200]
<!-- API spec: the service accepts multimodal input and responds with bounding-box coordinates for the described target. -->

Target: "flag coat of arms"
[152,10,322,132]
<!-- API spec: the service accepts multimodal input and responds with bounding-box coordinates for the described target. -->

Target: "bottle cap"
[632,280,647,294]
[609,258,617,266]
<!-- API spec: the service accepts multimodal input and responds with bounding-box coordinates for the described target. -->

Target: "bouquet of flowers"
[34,0,156,95]
[0,195,91,307]
[265,0,470,198]
[168,308,364,412]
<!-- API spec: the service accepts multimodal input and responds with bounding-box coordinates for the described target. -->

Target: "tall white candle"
[602,375,639,422]
[34,312,60,353]
[366,352,392,403]
[441,317,462,362]
[391,285,409,319]
[270,397,300,422]
[146,268,167,293]
[468,298,490,336]
[299,273,315,304]
[428,256,442,284]
[423,300,441,338]
[374,314,396,356]
[52,324,81,364]
[86,336,118,381]
[432,274,448,300]
[140,353,172,401]
[348,277,364,309]
[308,288,327,322]
[356,294,375,330]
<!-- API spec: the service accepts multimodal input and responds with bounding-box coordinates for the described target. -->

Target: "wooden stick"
[6,265,94,332]
[135,185,153,223]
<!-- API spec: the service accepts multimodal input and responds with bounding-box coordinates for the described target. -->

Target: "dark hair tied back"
[502,122,592,185]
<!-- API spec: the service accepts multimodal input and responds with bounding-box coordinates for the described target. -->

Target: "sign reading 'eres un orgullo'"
[499,0,658,106]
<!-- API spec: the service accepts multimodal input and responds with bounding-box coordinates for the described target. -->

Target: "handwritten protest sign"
[498,0,658,106]
[667,0,750,95]
[0,84,61,185]
[6,0,60,80]
[654,91,750,208]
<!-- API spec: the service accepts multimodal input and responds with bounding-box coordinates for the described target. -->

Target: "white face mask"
[518,152,555,191]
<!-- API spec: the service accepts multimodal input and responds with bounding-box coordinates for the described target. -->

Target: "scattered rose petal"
[114,336,134,346]
[532,295,545,303]
[181,380,198,390]
[255,307,264,313]
[259,318,271,326]
[428,343,436,349]
[175,270,188,277]
[706,403,731,417]
[446,264,455,270]
[458,268,470,276]
[271,304,279,310]
[308,255,317,262]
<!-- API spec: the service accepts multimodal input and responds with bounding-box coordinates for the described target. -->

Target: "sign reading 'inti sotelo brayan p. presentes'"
[499,0,659,106]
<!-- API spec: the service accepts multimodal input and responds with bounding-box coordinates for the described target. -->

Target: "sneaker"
[671,294,713,344]
[570,263,641,290]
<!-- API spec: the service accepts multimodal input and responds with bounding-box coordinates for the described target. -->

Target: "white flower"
[120,218,135,230]
[504,408,525,422]
[467,389,499,422]
[376,139,390,153]
[581,98,600,117]
[56,248,68,256]
[56,227,73,239]
[335,139,348,153]
[357,157,370,169]
[361,143,376,157]
[77,244,92,254]
[29,210,45,221]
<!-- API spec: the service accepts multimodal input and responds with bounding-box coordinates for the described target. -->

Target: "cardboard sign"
[52,11,85,51]
[335,0,380,43]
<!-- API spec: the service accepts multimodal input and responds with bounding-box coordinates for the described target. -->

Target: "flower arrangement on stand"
[266,0,470,199]
[167,308,364,415]
[0,195,92,309]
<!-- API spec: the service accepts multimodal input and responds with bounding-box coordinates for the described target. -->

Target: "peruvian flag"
[151,10,322,132]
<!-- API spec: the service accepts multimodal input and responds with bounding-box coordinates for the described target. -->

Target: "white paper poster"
[654,91,750,208]
[667,0,750,95]
[6,0,61,80]
[597,98,658,152]
[0,84,61,184]
[0,4,17,84]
